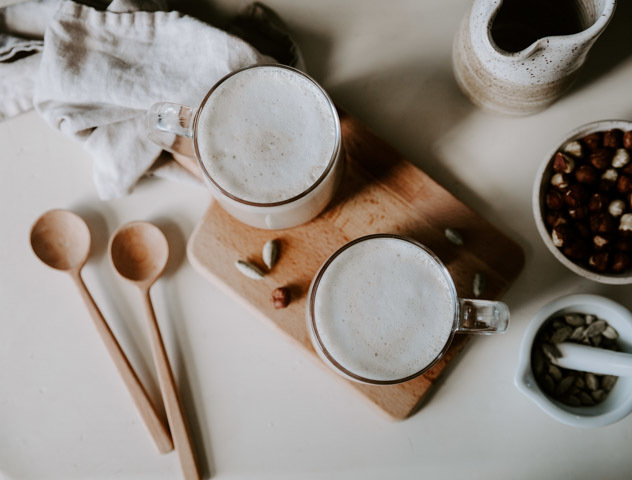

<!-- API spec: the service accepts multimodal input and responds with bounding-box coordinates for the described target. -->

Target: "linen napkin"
[0,0,302,199]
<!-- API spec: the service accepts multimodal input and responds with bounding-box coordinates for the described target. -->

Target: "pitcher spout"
[485,0,616,59]
[452,0,616,115]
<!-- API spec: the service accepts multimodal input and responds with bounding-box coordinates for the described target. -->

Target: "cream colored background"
[1,0,632,478]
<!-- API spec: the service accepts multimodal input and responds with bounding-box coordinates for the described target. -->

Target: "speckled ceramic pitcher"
[453,0,616,116]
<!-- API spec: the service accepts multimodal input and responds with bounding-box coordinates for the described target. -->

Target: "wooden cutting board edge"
[185,108,526,420]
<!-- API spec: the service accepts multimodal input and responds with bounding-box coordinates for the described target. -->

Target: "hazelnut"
[623,131,632,150]
[608,199,625,217]
[589,212,616,234]
[599,179,616,193]
[588,252,610,272]
[551,128,632,272]
[576,222,591,238]
[575,164,599,184]
[564,239,590,260]
[612,252,631,273]
[551,173,570,190]
[553,152,575,173]
[552,224,573,247]
[599,169,618,192]
[603,129,623,149]
[612,148,631,168]
[593,235,610,250]
[546,211,567,227]
[565,184,587,208]
[546,190,564,210]
[588,192,608,212]
[617,175,632,194]
[582,132,603,151]
[589,149,612,170]
[614,236,632,252]
[602,168,619,182]
[620,213,632,232]
[562,140,583,158]
[271,287,290,309]
[568,206,588,220]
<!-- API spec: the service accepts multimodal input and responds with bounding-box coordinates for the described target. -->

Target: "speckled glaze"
[453,0,616,116]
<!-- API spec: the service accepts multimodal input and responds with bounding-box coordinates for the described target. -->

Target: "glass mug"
[307,234,510,385]
[147,64,343,230]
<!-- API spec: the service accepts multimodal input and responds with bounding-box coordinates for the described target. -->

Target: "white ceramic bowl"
[515,294,632,428]
[533,120,632,284]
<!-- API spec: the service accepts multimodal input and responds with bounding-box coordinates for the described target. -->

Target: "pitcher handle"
[146,102,197,158]
[456,299,510,335]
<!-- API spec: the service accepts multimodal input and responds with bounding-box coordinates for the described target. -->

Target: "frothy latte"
[311,237,456,382]
[196,66,338,204]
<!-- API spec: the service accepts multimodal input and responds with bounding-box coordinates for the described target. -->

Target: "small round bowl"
[533,120,632,285]
[515,294,632,428]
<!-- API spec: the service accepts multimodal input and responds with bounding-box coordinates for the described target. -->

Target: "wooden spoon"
[30,209,173,454]
[109,221,200,480]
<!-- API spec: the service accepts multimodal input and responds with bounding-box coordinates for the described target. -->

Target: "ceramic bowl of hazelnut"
[533,120,632,284]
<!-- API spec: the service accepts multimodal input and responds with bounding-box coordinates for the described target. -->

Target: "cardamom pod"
[473,272,486,298]
[602,375,617,392]
[548,365,562,382]
[444,228,464,246]
[564,314,585,327]
[555,375,575,396]
[585,372,598,391]
[235,260,265,280]
[262,239,280,269]
[570,326,584,341]
[602,325,618,340]
[550,325,573,343]
[583,319,607,338]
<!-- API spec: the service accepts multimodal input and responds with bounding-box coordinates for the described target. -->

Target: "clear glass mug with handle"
[146,64,344,230]
[307,234,510,385]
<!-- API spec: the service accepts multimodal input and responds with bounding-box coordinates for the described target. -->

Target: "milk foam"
[196,66,337,203]
[313,237,455,381]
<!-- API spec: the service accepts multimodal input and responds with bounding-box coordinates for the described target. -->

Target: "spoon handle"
[71,273,174,454]
[141,289,201,480]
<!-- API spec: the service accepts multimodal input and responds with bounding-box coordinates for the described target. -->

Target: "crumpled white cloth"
[0,0,302,199]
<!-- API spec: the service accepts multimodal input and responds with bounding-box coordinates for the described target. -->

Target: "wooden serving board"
[187,110,524,419]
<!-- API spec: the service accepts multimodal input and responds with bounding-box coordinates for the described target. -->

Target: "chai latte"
[311,237,456,382]
[196,66,338,204]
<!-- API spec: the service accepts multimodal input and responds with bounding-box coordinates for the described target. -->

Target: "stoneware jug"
[452,0,616,116]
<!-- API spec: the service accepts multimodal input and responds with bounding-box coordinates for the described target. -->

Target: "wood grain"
[110,222,200,479]
[187,110,525,419]
[30,209,174,452]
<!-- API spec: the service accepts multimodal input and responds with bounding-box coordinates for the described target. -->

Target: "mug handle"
[456,299,510,334]
[146,103,203,179]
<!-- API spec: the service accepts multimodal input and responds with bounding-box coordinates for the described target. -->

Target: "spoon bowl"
[30,209,90,272]
[110,222,169,285]
[109,221,200,479]
[29,210,173,452]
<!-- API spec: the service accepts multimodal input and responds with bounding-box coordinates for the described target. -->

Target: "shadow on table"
[331,59,540,308]
[568,0,632,95]
[330,59,477,203]
[72,202,167,417]
[153,216,215,479]
[172,0,336,80]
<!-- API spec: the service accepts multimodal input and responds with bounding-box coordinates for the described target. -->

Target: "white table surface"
[2,1,632,479]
